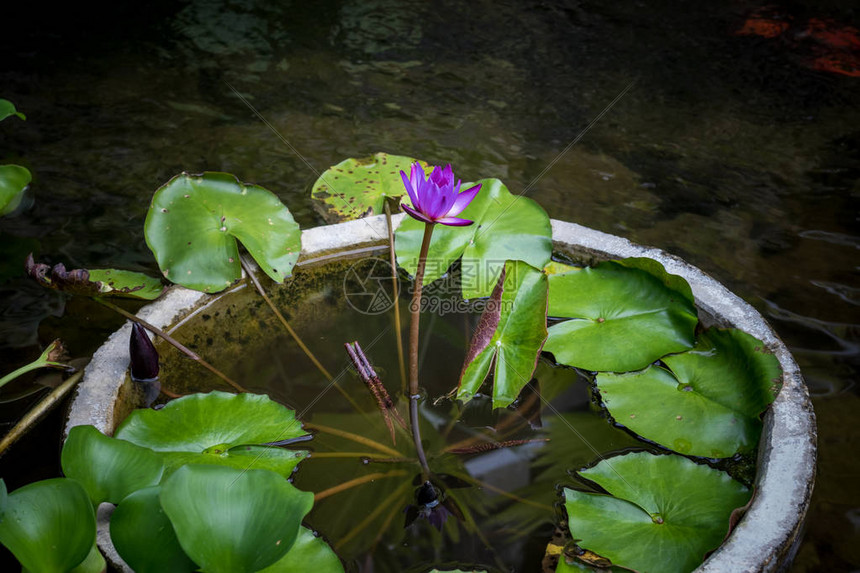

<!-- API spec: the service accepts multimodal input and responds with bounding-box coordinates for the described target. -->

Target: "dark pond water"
[0,0,857,570]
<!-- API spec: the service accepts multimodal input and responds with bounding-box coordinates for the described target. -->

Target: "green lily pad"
[0,478,96,573]
[0,164,32,216]
[25,255,164,300]
[61,425,164,505]
[544,258,698,372]
[0,99,25,122]
[145,171,301,293]
[160,464,314,573]
[258,526,344,572]
[396,178,552,299]
[458,260,548,408]
[110,486,198,573]
[114,391,310,477]
[564,451,751,573]
[311,153,430,223]
[69,542,107,573]
[597,328,782,458]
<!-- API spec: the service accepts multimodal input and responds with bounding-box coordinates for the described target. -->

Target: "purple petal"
[401,169,422,212]
[447,183,481,217]
[436,216,474,226]
[401,202,435,224]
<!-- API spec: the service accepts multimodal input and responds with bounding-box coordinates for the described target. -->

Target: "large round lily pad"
[145,172,301,293]
[396,178,552,299]
[160,464,314,573]
[311,152,430,223]
[563,451,751,573]
[114,391,309,477]
[544,258,698,372]
[597,328,782,457]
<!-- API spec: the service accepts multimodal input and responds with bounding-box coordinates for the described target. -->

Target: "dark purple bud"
[129,322,159,382]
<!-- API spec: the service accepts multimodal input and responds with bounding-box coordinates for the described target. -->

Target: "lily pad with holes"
[0,164,31,216]
[114,391,310,477]
[564,451,751,573]
[544,258,698,372]
[61,425,164,505]
[110,486,199,573]
[458,260,548,408]
[160,464,314,573]
[396,178,552,299]
[145,172,301,293]
[311,152,430,223]
[0,99,25,122]
[0,478,96,573]
[597,328,782,458]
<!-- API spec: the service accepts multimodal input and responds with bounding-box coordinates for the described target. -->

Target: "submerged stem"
[314,469,408,502]
[384,201,407,393]
[94,298,247,393]
[408,223,435,478]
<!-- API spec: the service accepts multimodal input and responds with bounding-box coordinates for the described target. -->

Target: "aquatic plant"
[0,151,785,573]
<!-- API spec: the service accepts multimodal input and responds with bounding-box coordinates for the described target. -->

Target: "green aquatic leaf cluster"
[0,392,343,573]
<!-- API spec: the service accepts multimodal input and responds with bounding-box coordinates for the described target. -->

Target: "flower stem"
[384,201,407,393]
[408,223,435,477]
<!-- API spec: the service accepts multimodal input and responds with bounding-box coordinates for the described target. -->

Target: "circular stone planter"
[66,215,817,573]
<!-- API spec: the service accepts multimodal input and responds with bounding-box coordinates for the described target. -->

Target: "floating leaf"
[0,164,31,216]
[61,424,164,505]
[110,486,198,573]
[544,258,698,372]
[0,478,95,573]
[25,254,164,300]
[311,153,430,223]
[69,542,107,573]
[160,464,314,573]
[258,526,344,573]
[597,328,782,457]
[396,178,552,299]
[114,391,309,477]
[0,99,25,122]
[145,172,301,292]
[564,452,750,573]
[458,261,548,408]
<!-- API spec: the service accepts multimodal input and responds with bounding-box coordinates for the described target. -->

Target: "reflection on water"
[0,0,858,570]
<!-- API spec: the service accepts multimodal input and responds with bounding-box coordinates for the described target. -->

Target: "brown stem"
[384,201,407,393]
[314,470,408,502]
[94,298,247,393]
[408,223,435,478]
[345,341,408,445]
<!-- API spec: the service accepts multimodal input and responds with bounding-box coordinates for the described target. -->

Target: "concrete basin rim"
[66,214,816,573]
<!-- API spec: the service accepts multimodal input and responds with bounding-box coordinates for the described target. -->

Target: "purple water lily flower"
[400,163,481,226]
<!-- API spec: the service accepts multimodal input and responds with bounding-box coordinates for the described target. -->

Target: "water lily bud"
[129,322,159,382]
